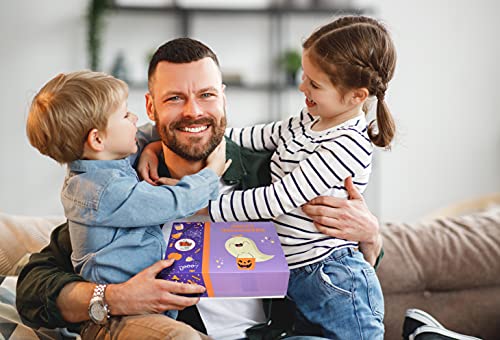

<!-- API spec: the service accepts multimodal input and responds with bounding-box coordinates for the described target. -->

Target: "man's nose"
[184,98,203,117]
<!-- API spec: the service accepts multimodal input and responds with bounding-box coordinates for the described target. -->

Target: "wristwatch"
[88,284,110,325]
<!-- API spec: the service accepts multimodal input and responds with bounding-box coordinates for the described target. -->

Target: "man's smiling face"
[146,57,227,161]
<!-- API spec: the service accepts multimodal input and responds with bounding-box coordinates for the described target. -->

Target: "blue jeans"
[287,247,384,340]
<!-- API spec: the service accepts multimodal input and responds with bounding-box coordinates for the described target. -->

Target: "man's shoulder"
[225,137,272,162]
[224,138,272,188]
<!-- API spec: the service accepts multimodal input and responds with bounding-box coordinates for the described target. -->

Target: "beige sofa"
[1,201,500,339]
[378,203,500,340]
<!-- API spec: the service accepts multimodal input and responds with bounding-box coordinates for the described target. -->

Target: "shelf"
[109,0,374,119]
[111,3,372,15]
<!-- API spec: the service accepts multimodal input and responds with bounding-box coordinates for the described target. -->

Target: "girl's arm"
[225,120,282,152]
[209,132,372,222]
[225,109,314,152]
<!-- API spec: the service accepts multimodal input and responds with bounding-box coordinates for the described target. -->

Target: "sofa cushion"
[378,206,500,294]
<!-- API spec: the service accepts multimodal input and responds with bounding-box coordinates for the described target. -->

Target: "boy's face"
[103,100,138,159]
[145,58,227,161]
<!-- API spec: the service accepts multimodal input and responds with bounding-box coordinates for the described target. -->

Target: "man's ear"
[86,128,105,152]
[221,84,227,114]
[350,88,369,105]
[145,93,155,121]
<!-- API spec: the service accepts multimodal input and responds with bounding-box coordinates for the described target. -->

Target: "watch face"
[90,302,106,322]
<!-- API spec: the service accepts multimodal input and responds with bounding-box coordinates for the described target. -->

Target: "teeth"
[307,97,315,104]
[180,126,208,133]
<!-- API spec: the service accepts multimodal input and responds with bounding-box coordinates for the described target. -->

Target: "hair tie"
[377,92,385,101]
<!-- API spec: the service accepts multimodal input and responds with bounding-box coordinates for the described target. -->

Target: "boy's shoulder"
[63,159,137,208]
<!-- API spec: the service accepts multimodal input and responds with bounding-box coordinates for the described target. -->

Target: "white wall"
[0,1,87,216]
[1,0,499,221]
[375,0,500,221]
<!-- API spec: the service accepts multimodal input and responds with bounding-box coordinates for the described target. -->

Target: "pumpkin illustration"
[225,236,274,270]
[236,257,256,270]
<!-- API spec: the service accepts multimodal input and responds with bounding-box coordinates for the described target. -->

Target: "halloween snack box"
[158,221,289,298]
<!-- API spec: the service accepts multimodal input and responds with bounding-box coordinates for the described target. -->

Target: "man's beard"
[155,109,227,162]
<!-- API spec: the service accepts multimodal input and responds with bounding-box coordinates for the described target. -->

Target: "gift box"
[158,221,289,298]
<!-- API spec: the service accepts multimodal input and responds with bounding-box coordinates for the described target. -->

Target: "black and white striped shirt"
[209,109,373,268]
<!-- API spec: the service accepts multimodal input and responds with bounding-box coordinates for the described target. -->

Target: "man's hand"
[137,141,162,185]
[107,259,206,315]
[302,177,382,266]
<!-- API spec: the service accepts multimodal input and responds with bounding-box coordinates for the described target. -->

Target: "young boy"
[26,70,227,289]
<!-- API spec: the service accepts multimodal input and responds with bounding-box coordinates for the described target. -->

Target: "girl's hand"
[205,138,232,177]
[137,141,162,185]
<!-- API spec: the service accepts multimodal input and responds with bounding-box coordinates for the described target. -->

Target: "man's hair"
[26,70,128,164]
[147,38,220,89]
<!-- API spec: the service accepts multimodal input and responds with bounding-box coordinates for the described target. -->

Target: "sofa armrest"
[0,212,65,275]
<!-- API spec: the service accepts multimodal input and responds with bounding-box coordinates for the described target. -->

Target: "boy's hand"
[138,141,162,185]
[195,207,209,215]
[205,138,232,176]
[155,177,179,186]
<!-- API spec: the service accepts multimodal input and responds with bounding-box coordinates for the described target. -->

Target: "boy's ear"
[350,88,369,105]
[86,128,105,152]
[145,93,155,121]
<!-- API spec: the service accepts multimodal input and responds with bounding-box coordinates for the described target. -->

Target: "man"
[16,38,383,339]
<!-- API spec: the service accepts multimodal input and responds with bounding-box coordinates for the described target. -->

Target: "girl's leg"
[288,248,384,340]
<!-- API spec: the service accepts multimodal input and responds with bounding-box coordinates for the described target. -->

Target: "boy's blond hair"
[26,70,128,164]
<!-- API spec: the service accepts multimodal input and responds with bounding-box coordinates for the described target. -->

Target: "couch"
[1,198,499,339]
[377,203,500,340]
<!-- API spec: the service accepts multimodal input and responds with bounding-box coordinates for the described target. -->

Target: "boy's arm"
[128,123,161,167]
[67,169,220,227]
[209,134,372,222]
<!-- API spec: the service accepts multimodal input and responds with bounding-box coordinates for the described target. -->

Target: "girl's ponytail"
[368,92,395,149]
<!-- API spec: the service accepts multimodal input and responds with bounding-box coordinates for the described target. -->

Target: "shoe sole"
[405,308,445,328]
[409,325,482,340]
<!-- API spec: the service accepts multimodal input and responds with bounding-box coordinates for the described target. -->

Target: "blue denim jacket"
[62,157,219,284]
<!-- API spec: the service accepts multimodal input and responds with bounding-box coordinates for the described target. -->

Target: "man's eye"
[201,93,215,98]
[166,96,181,102]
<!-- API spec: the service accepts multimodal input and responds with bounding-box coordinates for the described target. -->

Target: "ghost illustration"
[225,236,274,262]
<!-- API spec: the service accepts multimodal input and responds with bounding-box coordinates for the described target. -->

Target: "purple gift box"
[158,221,289,298]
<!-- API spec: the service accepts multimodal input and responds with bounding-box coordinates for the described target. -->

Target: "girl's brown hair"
[303,16,397,148]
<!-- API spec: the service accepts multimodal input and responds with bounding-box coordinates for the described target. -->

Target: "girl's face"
[299,50,363,128]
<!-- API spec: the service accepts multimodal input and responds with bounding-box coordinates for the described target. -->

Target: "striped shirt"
[209,109,373,269]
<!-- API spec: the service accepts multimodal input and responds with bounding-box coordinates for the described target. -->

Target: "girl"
[209,16,396,339]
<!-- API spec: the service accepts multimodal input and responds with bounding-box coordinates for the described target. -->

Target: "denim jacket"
[63,157,219,284]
